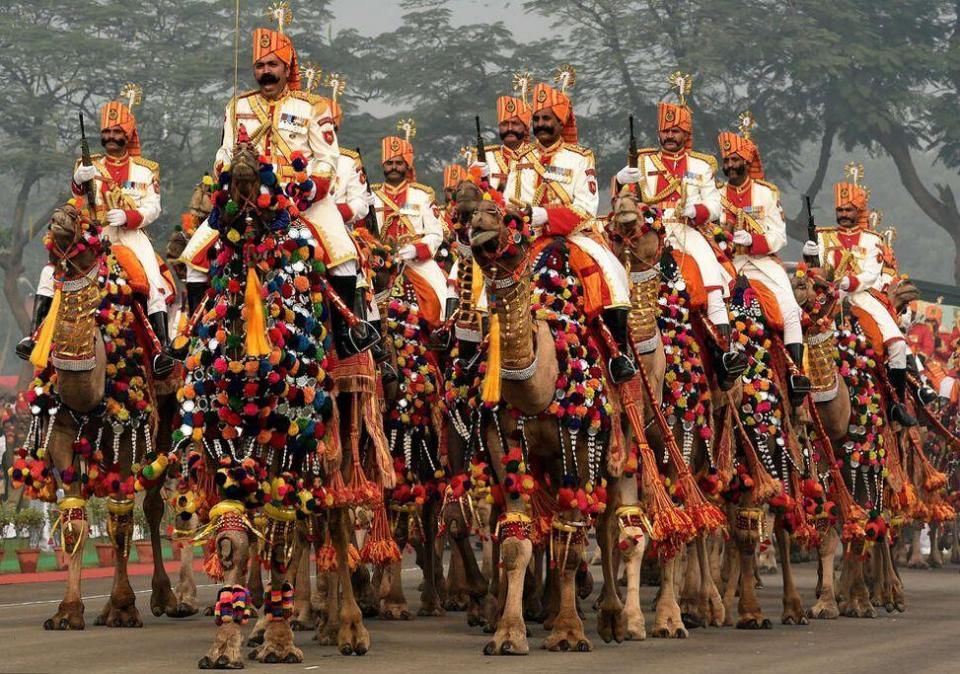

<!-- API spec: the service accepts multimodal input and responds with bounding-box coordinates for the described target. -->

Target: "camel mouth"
[470,229,499,249]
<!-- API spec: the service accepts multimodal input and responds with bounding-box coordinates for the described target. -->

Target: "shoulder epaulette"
[816,226,840,233]
[516,144,538,159]
[484,144,502,154]
[237,89,258,100]
[410,182,437,201]
[371,182,384,192]
[563,143,594,158]
[131,156,160,173]
[637,147,659,156]
[289,90,324,105]
[76,153,105,165]
[339,147,360,160]
[754,178,779,194]
[688,150,719,173]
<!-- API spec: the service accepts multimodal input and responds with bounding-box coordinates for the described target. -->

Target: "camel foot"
[906,558,928,570]
[43,600,85,630]
[203,605,216,617]
[290,617,316,631]
[839,597,877,619]
[245,629,264,647]
[467,595,492,628]
[338,613,370,656]
[621,604,646,641]
[417,596,446,617]
[380,602,413,620]
[483,617,529,655]
[597,606,625,644]
[542,625,593,653]
[168,601,199,618]
[782,605,809,625]
[443,593,470,612]
[652,612,688,639]
[150,580,178,618]
[247,621,303,663]
[681,611,704,629]
[705,590,725,627]
[805,599,839,620]
[736,614,772,630]
[95,597,143,628]
[200,621,244,669]
[313,619,338,646]
[523,596,544,623]
[576,565,594,600]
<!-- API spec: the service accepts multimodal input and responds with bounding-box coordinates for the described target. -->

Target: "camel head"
[166,230,189,281]
[47,203,99,275]
[608,189,663,266]
[188,179,214,223]
[889,278,921,314]
[229,141,261,209]
[791,266,839,325]
[469,200,529,278]
[453,180,484,242]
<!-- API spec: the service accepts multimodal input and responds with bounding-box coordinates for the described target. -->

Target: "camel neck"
[490,274,535,371]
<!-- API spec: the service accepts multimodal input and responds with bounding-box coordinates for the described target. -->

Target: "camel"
[17,204,165,631]
[173,141,376,667]
[469,196,657,655]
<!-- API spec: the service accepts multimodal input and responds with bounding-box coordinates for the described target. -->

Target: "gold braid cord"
[735,507,765,536]
[262,503,298,568]
[107,497,136,561]
[455,257,482,339]
[805,329,839,400]
[495,275,534,370]
[628,269,659,351]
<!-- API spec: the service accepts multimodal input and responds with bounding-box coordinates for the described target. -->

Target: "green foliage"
[13,505,45,548]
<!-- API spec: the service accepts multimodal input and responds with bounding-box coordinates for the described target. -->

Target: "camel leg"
[524,545,546,622]
[247,524,304,663]
[326,509,370,655]
[352,562,378,619]
[696,534,725,627]
[315,569,340,645]
[734,510,770,630]
[720,530,739,626]
[198,531,249,669]
[839,540,876,618]
[95,499,142,628]
[906,525,928,569]
[652,554,688,638]
[444,538,470,611]
[145,486,178,618]
[244,541,267,646]
[807,526,839,619]
[380,512,412,620]
[483,515,532,655]
[611,476,646,640]
[882,537,905,613]
[174,539,199,616]
[443,499,491,628]
[540,558,560,629]
[44,495,87,630]
[542,519,591,652]
[290,540,316,630]
[757,512,779,575]
[927,524,944,568]
[774,524,807,625]
[596,478,626,644]
[679,541,703,628]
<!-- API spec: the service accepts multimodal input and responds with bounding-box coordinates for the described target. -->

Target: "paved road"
[0,555,957,674]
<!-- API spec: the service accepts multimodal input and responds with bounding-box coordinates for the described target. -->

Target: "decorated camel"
[8,203,169,630]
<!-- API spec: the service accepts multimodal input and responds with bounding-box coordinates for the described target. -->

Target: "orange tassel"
[203,541,224,582]
[713,406,735,487]
[316,542,337,573]
[480,315,501,405]
[636,436,695,559]
[29,287,62,369]
[730,401,782,504]
[244,266,272,356]
[360,501,402,566]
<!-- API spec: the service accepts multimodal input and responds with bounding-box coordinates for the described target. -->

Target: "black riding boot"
[15,294,54,361]
[328,275,379,358]
[716,323,748,385]
[186,282,208,315]
[602,307,638,384]
[430,297,459,351]
[786,342,811,405]
[907,354,938,406]
[148,311,176,379]
[887,367,918,427]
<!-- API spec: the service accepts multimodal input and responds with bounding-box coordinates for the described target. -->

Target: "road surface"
[0,555,957,674]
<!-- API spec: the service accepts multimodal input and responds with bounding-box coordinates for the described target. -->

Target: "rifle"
[628,115,638,168]
[802,195,819,266]
[475,116,486,164]
[78,113,100,226]
[356,147,379,238]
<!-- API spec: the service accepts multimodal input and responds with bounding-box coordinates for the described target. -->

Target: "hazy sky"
[327,0,550,37]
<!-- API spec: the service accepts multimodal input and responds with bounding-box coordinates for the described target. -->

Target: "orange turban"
[100,101,140,157]
[717,131,764,180]
[443,164,469,190]
[381,136,415,180]
[833,182,869,227]
[252,28,300,91]
[925,303,944,323]
[497,96,532,127]
[658,102,693,150]
[531,83,578,144]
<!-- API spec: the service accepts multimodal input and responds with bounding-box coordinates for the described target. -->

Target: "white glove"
[106,209,128,227]
[732,230,753,246]
[616,166,642,185]
[363,191,376,207]
[531,206,548,226]
[397,244,417,261]
[838,276,851,291]
[681,203,697,220]
[470,161,490,178]
[802,240,821,257]
[73,164,98,185]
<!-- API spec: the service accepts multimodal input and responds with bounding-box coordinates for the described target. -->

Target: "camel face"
[469,201,505,265]
[229,141,261,209]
